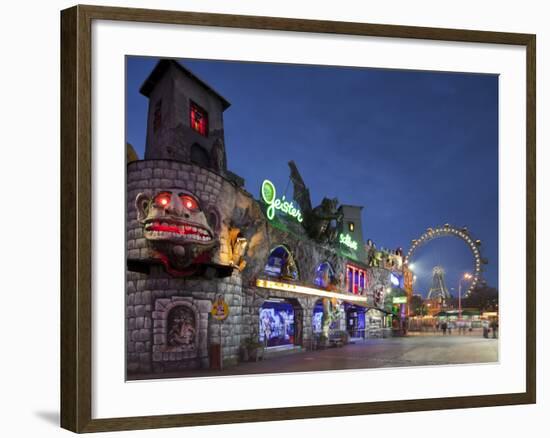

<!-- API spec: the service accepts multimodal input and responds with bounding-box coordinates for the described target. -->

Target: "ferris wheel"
[404,223,488,297]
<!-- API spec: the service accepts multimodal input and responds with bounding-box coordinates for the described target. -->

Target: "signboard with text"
[261,179,303,223]
[392,296,408,304]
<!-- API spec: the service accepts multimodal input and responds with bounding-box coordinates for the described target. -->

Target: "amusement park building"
[126,60,410,376]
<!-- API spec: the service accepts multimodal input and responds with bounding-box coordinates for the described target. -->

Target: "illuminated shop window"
[259,300,295,347]
[153,99,162,132]
[189,101,208,136]
[348,222,355,232]
[346,264,368,294]
[264,245,299,281]
[314,262,336,289]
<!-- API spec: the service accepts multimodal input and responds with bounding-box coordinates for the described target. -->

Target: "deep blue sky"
[126,57,499,296]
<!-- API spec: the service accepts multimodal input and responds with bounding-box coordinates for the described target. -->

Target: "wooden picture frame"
[60,4,536,433]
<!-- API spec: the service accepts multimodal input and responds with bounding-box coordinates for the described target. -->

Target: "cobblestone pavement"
[133,333,498,380]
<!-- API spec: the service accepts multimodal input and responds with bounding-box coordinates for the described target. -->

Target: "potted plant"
[239,339,249,362]
[242,330,264,362]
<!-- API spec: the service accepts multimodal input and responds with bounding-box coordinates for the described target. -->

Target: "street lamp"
[458,272,473,320]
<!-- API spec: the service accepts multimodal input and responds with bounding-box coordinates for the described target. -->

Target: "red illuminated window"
[346,264,368,294]
[190,101,208,137]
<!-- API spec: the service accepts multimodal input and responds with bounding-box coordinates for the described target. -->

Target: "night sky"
[126,57,499,297]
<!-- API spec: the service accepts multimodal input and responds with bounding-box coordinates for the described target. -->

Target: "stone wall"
[126,159,399,376]
[126,266,242,373]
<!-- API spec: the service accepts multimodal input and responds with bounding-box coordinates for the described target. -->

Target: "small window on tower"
[348,222,355,232]
[190,101,208,137]
[153,99,162,132]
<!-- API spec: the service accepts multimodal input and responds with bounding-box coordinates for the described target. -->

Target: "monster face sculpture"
[135,189,218,276]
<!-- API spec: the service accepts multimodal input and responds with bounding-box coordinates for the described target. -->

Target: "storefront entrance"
[259,299,303,348]
[345,304,366,339]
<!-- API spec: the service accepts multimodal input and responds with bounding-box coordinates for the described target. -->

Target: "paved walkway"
[131,333,498,380]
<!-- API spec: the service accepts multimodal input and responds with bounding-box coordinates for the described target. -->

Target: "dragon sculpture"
[288,160,343,244]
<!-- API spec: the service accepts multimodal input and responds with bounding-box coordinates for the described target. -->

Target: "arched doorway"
[263,245,299,281]
[345,303,366,340]
[314,261,336,289]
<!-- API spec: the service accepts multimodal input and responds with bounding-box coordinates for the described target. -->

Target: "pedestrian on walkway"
[482,319,489,338]
[441,321,447,335]
[490,318,498,339]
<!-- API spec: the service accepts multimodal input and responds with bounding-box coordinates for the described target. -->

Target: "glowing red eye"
[180,195,199,211]
[154,193,172,208]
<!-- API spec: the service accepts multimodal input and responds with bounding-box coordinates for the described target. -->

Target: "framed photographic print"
[60,4,536,433]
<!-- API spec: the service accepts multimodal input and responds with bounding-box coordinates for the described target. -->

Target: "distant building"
[338,205,367,262]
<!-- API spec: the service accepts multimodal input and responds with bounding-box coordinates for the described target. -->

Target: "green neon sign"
[392,296,408,304]
[261,180,303,223]
[339,233,358,250]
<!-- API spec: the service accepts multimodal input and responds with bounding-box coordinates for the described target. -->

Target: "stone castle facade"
[126,60,407,376]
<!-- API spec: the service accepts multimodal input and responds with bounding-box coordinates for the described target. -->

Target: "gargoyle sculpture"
[135,189,218,276]
[288,160,343,243]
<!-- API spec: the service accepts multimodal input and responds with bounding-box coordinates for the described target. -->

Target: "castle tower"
[337,205,367,261]
[427,266,451,302]
[139,59,231,173]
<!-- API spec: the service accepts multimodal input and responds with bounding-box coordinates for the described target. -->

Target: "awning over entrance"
[255,278,393,316]
[256,278,368,305]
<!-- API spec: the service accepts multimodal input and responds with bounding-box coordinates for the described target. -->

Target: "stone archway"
[152,297,211,372]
